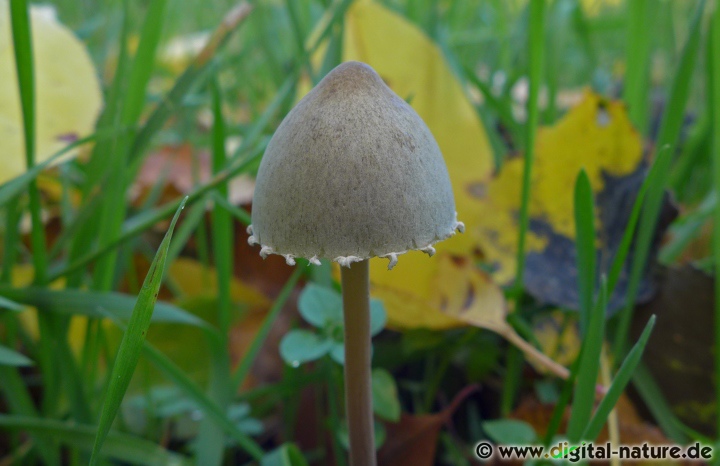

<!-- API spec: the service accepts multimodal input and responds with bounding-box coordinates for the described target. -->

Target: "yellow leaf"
[473,90,643,283]
[0,1,103,184]
[532,310,581,371]
[369,252,468,331]
[167,258,270,308]
[432,255,570,380]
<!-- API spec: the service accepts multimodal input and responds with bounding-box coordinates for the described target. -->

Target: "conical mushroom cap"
[248,61,463,269]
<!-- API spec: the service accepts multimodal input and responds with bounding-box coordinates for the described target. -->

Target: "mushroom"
[248,61,463,466]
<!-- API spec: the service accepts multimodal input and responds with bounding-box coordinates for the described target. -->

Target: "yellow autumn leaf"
[167,258,269,308]
[12,258,269,370]
[0,0,102,185]
[431,254,570,379]
[474,90,643,284]
[533,310,582,371]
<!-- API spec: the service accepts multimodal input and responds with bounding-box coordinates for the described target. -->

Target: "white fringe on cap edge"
[247,212,464,270]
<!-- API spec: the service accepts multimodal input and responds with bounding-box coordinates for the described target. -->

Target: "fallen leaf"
[630,266,715,436]
[133,143,255,207]
[0,0,102,184]
[533,311,582,370]
[511,393,684,465]
[378,385,477,466]
[474,91,674,312]
[432,255,570,380]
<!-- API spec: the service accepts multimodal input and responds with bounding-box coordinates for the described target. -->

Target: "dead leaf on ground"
[631,266,715,436]
[473,91,676,313]
[434,254,570,380]
[378,385,478,466]
[132,143,255,207]
[511,393,688,465]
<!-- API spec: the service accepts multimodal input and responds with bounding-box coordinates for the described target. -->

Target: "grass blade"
[129,2,253,171]
[232,266,304,391]
[632,364,688,442]
[195,79,235,466]
[141,342,265,460]
[0,367,59,465]
[93,0,169,292]
[0,415,190,466]
[574,169,596,334]
[0,133,99,207]
[710,0,720,442]
[89,198,187,465]
[606,169,651,296]
[0,345,33,367]
[614,0,705,358]
[582,315,656,441]
[566,279,607,442]
[513,0,545,293]
[10,0,48,285]
[122,0,168,127]
[0,296,23,312]
[623,0,654,133]
[0,287,208,327]
[212,192,252,225]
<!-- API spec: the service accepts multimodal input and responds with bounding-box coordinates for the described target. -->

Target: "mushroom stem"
[341,259,377,466]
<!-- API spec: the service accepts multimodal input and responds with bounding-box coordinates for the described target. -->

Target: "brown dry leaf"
[378,385,477,466]
[511,394,685,466]
[631,266,715,436]
[133,143,255,207]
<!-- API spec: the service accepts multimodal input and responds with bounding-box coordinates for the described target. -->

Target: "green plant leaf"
[574,169,596,334]
[483,419,537,445]
[0,295,22,312]
[582,315,656,441]
[89,198,186,465]
[371,368,400,422]
[0,414,190,466]
[567,279,607,442]
[329,341,345,365]
[369,299,387,336]
[0,345,33,367]
[0,287,208,327]
[279,329,332,366]
[261,443,309,466]
[615,0,705,358]
[298,284,342,328]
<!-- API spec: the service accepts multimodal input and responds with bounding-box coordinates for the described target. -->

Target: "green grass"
[0,0,716,463]
[90,198,185,465]
[711,0,720,444]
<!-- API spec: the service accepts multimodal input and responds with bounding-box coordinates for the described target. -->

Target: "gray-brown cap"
[248,61,463,269]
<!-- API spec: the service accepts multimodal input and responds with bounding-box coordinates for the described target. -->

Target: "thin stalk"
[514,0,545,292]
[340,260,376,466]
[10,0,48,285]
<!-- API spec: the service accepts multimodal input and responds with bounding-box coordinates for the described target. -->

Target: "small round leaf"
[279,329,332,367]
